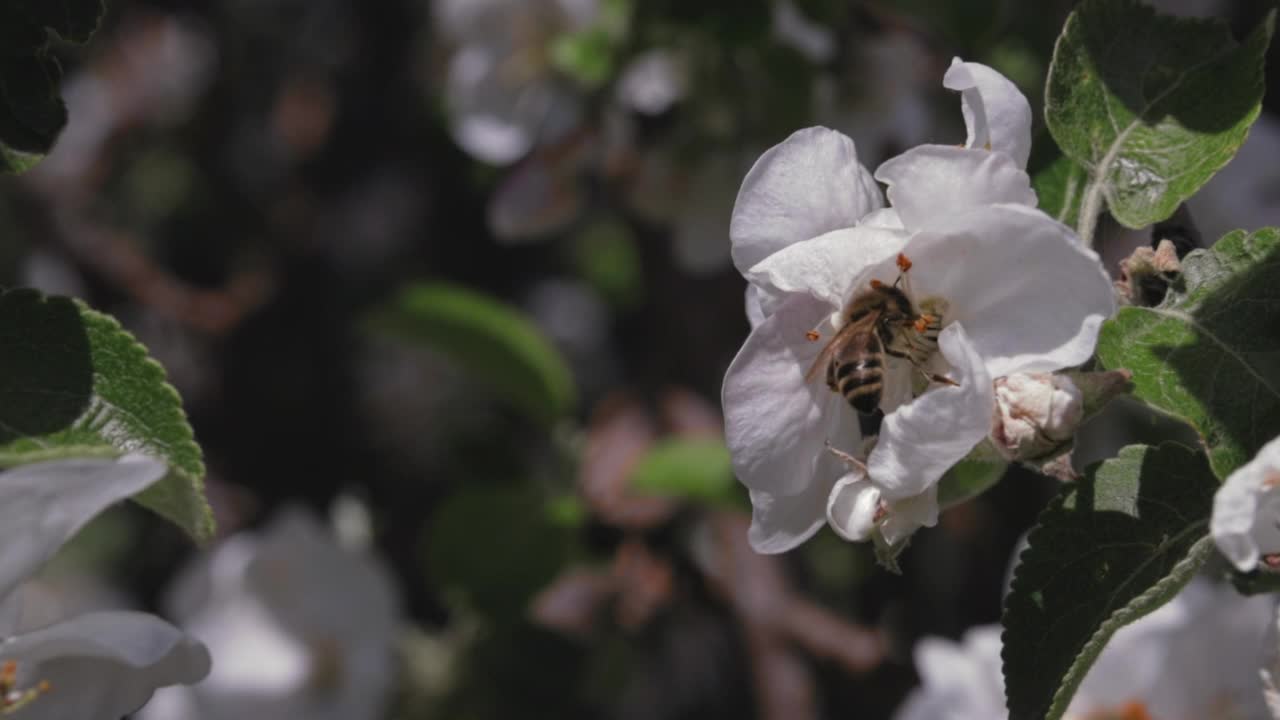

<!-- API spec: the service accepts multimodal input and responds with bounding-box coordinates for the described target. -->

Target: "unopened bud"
[1116,239,1181,306]
[991,373,1083,461]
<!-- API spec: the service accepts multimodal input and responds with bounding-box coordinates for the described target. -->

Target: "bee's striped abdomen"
[835,342,884,415]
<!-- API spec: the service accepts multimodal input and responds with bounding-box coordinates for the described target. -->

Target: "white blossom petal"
[743,226,909,312]
[942,58,1033,168]
[730,127,882,274]
[858,207,905,230]
[875,145,1036,232]
[615,49,687,116]
[748,485,830,554]
[744,285,767,330]
[1,610,209,720]
[724,294,862,496]
[0,455,166,604]
[868,323,994,499]
[1211,436,1280,572]
[879,485,939,545]
[858,203,1113,378]
[825,472,880,543]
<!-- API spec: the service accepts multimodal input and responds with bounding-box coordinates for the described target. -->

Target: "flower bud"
[990,373,1084,461]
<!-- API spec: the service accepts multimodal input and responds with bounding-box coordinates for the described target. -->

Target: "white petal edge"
[744,225,910,313]
[723,293,861,496]
[868,323,994,499]
[1,610,210,719]
[855,203,1114,378]
[1211,436,1280,572]
[730,127,882,275]
[825,472,880,543]
[0,455,166,604]
[875,144,1035,233]
[942,58,1033,168]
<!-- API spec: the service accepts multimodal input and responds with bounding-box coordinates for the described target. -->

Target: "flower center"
[0,660,50,715]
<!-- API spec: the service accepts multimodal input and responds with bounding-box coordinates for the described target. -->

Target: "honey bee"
[806,255,952,414]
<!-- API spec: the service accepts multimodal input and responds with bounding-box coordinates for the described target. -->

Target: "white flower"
[1212,436,1280,573]
[990,373,1084,461]
[723,59,1114,553]
[140,507,400,720]
[433,0,595,165]
[894,578,1277,720]
[0,455,210,719]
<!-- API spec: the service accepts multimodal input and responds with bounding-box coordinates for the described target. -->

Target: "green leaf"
[1045,0,1274,231]
[425,486,575,620]
[937,456,1008,509]
[0,288,213,541]
[1096,228,1280,479]
[1032,154,1087,230]
[0,1,106,173]
[370,283,576,426]
[629,437,734,505]
[1002,443,1217,720]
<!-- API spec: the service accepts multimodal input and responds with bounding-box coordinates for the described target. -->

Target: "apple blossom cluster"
[723,59,1114,554]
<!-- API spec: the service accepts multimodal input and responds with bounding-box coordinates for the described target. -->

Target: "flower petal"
[730,127,882,275]
[744,225,909,312]
[868,323,994,499]
[825,472,880,543]
[875,145,1035,232]
[0,455,166,604]
[1211,436,1280,572]
[880,485,939,545]
[724,293,862,496]
[748,485,829,554]
[744,285,767,330]
[1,610,210,719]
[942,59,1033,168]
[850,203,1113,378]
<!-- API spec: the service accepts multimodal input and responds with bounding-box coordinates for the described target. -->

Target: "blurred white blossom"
[894,578,1276,720]
[141,507,400,720]
[1212,436,1280,573]
[433,0,596,165]
[0,456,210,719]
[723,59,1113,553]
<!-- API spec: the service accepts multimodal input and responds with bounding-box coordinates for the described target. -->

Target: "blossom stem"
[1077,179,1104,249]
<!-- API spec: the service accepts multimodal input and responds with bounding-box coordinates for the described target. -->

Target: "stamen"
[1263,553,1280,569]
[805,330,821,342]
[0,660,51,715]
[896,253,913,272]
[872,503,889,524]
[869,279,885,289]
[913,316,929,333]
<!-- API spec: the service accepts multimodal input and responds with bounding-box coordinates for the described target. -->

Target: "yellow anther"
[0,660,51,715]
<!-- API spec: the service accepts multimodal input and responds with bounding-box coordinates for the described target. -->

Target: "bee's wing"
[803,313,880,383]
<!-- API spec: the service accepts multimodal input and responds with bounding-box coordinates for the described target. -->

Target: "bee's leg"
[913,363,959,387]
[824,440,867,472]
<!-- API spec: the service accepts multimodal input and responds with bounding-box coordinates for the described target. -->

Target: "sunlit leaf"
[1097,228,1280,479]
[1046,0,1274,230]
[0,288,213,541]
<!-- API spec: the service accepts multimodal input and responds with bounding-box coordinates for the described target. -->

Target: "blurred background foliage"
[3,0,1279,718]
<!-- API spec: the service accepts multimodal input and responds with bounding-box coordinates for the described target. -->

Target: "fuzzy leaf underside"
[1001,443,1217,720]
[1096,228,1280,479]
[0,288,213,541]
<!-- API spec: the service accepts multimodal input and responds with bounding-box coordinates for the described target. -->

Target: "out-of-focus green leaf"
[937,449,1009,509]
[629,437,734,505]
[550,29,616,89]
[1032,154,1087,230]
[1097,228,1280,479]
[1046,0,1274,231]
[571,218,643,309]
[0,288,213,541]
[0,1,106,173]
[426,487,574,620]
[1001,443,1216,720]
[371,283,576,426]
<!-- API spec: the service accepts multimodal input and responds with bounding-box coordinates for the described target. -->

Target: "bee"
[806,255,952,414]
